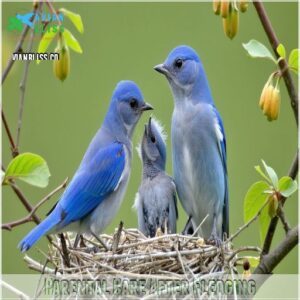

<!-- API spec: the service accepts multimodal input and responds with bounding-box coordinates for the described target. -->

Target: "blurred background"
[2,2,298,274]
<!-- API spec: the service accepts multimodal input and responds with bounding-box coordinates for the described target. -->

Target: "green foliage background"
[2,2,298,274]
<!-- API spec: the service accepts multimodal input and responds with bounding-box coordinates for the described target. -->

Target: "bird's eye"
[130,99,138,109]
[174,59,183,68]
[151,136,156,143]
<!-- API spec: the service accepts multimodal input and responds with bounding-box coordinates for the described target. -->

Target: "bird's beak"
[154,64,169,76]
[140,103,154,111]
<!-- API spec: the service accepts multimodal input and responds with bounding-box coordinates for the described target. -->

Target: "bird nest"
[23,224,258,298]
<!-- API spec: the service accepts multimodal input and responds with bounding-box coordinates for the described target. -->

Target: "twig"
[1,4,39,85]
[1,280,30,300]
[277,203,291,234]
[15,23,36,151]
[253,0,298,125]
[261,152,298,256]
[59,234,71,268]
[2,177,68,231]
[112,221,123,253]
[254,225,298,274]
[2,110,18,157]
[225,198,270,244]
[227,246,261,263]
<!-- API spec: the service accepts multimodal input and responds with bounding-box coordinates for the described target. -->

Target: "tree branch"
[1,4,39,85]
[15,20,36,151]
[2,177,68,231]
[253,0,298,125]
[261,151,298,255]
[277,203,291,234]
[2,110,19,157]
[254,225,298,274]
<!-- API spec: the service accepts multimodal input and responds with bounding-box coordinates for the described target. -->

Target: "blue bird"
[134,117,177,237]
[154,46,228,242]
[19,81,153,252]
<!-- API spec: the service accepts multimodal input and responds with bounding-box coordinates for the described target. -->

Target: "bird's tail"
[18,210,60,252]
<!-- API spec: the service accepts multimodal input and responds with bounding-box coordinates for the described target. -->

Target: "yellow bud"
[53,45,70,82]
[230,9,239,39]
[239,0,249,13]
[222,8,239,40]
[220,1,230,18]
[262,85,280,121]
[259,83,269,109]
[270,87,280,121]
[213,0,221,15]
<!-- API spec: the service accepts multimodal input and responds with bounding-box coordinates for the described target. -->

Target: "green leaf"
[278,176,298,198]
[37,29,58,64]
[288,49,299,74]
[262,160,278,189]
[243,40,276,63]
[60,8,84,33]
[244,181,269,223]
[63,29,83,53]
[259,204,271,245]
[4,153,51,188]
[276,44,286,59]
[254,165,271,183]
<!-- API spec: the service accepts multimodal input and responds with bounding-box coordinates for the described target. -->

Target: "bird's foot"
[207,234,222,247]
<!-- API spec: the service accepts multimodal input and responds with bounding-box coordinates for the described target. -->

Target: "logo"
[7,12,64,34]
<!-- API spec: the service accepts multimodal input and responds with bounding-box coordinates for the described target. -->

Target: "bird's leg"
[207,215,222,247]
[182,216,194,235]
[91,231,110,251]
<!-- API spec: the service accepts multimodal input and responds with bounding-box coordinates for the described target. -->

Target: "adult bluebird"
[134,117,177,237]
[154,46,228,242]
[19,81,153,252]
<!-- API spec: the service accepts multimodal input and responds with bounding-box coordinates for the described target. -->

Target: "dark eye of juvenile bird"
[130,99,138,109]
[174,59,183,68]
[151,136,156,143]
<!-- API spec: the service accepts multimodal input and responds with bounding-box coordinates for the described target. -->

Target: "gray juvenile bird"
[134,117,178,237]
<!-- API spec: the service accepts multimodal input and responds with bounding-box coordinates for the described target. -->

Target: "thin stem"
[15,22,36,150]
[253,0,298,125]
[1,5,39,85]
[2,177,68,231]
[261,151,298,255]
[2,110,18,157]
[277,204,291,234]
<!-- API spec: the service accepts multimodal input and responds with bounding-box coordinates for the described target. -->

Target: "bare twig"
[254,225,298,274]
[16,23,36,151]
[277,203,291,234]
[253,0,298,125]
[1,280,30,300]
[225,198,270,244]
[2,177,68,231]
[1,4,39,85]
[1,110,18,157]
[59,234,71,268]
[227,246,261,263]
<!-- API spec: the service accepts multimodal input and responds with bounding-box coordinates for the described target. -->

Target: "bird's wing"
[213,106,229,236]
[55,142,126,228]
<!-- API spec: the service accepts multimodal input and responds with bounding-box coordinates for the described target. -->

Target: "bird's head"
[139,117,167,170]
[154,46,211,102]
[110,81,153,136]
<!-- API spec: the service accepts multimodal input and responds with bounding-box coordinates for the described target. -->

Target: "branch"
[2,177,68,231]
[1,4,39,85]
[225,198,270,244]
[2,110,18,157]
[261,151,298,255]
[253,0,298,125]
[277,203,291,234]
[254,225,298,274]
[15,20,36,151]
